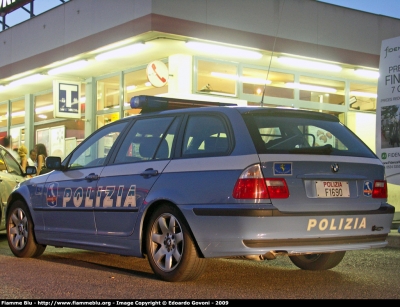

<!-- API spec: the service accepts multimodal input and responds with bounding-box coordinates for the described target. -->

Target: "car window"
[0,151,7,172]
[0,148,22,176]
[182,115,230,157]
[114,116,178,163]
[67,122,127,169]
[247,113,376,158]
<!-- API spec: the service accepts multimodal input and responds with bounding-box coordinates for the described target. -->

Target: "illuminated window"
[196,60,237,96]
[0,103,8,129]
[298,76,345,105]
[349,82,377,112]
[11,99,24,126]
[97,75,120,111]
[123,67,168,118]
[35,92,54,122]
[242,67,294,98]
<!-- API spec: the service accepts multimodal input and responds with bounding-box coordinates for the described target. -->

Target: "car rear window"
[243,111,376,158]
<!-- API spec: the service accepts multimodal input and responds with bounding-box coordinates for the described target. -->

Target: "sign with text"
[53,81,81,119]
[376,35,400,184]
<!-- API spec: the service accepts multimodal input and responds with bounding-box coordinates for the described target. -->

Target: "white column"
[168,54,193,95]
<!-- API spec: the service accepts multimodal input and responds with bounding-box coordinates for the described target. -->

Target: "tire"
[6,200,46,258]
[145,204,206,282]
[289,251,345,270]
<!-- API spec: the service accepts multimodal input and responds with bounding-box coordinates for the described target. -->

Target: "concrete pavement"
[388,228,400,248]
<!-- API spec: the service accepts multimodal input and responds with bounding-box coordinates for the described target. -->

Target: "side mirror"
[45,156,62,170]
[25,166,37,176]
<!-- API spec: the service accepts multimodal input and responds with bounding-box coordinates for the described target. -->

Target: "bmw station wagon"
[6,95,394,282]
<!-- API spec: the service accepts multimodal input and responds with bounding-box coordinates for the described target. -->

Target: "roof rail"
[130,95,237,113]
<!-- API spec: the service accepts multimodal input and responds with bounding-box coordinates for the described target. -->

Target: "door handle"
[140,168,159,178]
[85,173,99,181]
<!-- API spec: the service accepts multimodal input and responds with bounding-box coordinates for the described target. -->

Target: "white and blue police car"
[6,95,394,282]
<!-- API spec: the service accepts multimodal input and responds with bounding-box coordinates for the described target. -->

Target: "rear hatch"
[242,109,386,213]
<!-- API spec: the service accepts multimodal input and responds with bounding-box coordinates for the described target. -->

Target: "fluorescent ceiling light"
[48,60,88,75]
[350,91,377,98]
[13,111,25,117]
[186,42,262,59]
[95,43,146,61]
[286,82,337,93]
[36,105,54,113]
[354,69,380,78]
[278,57,342,72]
[9,74,45,87]
[241,76,271,85]
[126,85,137,91]
[11,105,54,118]
[210,72,271,84]
[0,85,4,91]
[211,72,237,80]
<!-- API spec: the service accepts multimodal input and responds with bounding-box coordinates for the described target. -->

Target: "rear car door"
[93,115,180,236]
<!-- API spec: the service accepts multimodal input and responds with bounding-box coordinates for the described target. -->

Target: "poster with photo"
[376,35,400,184]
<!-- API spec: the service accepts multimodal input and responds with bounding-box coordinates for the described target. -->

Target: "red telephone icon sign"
[152,63,167,83]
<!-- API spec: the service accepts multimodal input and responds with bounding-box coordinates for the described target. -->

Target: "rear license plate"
[315,181,350,198]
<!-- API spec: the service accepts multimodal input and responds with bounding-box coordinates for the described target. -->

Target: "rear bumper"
[182,203,394,257]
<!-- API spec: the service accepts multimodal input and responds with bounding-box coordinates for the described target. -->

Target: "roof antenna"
[261,0,285,107]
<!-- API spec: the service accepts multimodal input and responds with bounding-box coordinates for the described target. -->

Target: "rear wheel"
[289,251,345,270]
[145,204,206,282]
[6,200,46,258]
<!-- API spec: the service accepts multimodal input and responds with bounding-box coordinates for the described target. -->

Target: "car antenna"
[261,0,286,108]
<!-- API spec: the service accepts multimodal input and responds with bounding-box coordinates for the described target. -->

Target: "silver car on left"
[0,145,29,230]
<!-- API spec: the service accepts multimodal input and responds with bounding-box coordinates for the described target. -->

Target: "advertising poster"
[376,35,400,184]
[50,126,65,158]
[36,128,50,154]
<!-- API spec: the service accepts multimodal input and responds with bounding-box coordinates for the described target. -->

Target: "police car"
[6,95,394,282]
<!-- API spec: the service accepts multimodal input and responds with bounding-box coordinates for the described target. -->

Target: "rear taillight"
[233,164,289,199]
[265,178,289,198]
[372,180,387,198]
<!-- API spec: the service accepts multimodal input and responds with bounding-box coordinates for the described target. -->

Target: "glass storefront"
[0,54,378,161]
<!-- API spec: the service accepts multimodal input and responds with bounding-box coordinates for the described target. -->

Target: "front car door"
[34,121,128,243]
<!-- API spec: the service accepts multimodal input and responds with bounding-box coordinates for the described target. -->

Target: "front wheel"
[6,200,46,258]
[145,204,206,282]
[289,251,346,270]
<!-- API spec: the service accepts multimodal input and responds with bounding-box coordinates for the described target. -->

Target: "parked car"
[0,145,29,230]
[6,95,394,282]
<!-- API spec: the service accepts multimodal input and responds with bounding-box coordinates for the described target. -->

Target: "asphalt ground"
[0,230,399,299]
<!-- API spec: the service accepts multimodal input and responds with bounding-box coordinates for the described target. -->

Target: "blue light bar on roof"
[130,95,237,113]
[130,95,168,109]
